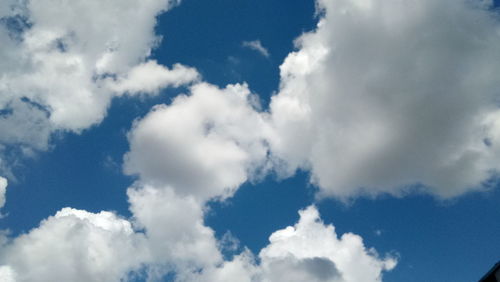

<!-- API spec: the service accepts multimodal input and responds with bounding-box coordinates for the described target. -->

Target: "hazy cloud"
[242,40,270,57]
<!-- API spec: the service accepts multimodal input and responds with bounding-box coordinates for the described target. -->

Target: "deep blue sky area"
[1,1,499,282]
[154,0,318,104]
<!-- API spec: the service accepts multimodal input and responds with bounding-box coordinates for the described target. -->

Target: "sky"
[0,0,500,281]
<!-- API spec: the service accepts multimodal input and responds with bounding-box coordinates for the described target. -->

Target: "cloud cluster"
[4,0,500,281]
[0,0,197,169]
[0,199,395,282]
[195,206,396,282]
[1,184,223,282]
[117,79,394,280]
[120,0,500,203]
[269,0,500,198]
[0,72,394,282]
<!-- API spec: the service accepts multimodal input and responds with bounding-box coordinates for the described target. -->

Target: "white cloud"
[259,206,396,282]
[0,183,225,282]
[190,206,396,282]
[127,184,222,279]
[269,0,500,198]
[121,77,398,280]
[0,0,197,171]
[0,177,7,210]
[105,60,200,96]
[186,250,260,282]
[0,208,149,282]
[0,184,397,282]
[0,266,16,282]
[242,40,270,57]
[124,82,273,201]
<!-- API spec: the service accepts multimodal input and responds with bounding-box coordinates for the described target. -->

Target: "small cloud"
[242,40,270,58]
[374,229,383,236]
[218,231,240,253]
[227,55,240,65]
[0,176,8,218]
[102,155,121,173]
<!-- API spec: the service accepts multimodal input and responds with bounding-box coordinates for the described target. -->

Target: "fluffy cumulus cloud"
[191,206,396,282]
[0,184,222,282]
[258,206,396,282]
[121,78,397,280]
[0,185,396,282]
[124,82,273,201]
[0,0,198,170]
[0,208,149,282]
[127,184,223,279]
[269,0,500,198]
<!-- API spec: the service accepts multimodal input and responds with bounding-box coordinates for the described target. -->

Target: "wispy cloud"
[242,40,270,57]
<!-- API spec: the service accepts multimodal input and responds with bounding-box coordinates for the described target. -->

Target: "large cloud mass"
[270,0,500,198]
[0,190,396,282]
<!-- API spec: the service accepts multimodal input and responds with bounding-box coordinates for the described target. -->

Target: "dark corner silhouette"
[480,261,500,282]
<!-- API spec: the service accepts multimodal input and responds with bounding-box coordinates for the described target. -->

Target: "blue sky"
[0,0,500,281]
